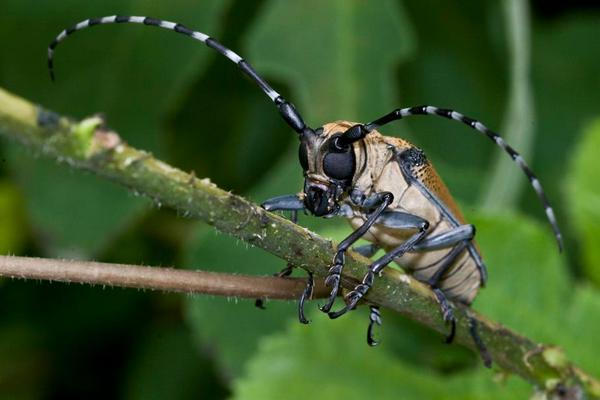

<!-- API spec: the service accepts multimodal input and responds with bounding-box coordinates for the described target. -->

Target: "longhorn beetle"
[48,16,563,367]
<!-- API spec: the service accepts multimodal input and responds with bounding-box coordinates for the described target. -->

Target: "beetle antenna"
[362,105,564,251]
[47,15,311,135]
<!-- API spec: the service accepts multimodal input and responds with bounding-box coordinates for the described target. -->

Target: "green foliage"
[245,0,415,122]
[233,312,531,400]
[1,0,600,398]
[0,180,27,255]
[470,212,569,343]
[122,323,229,400]
[566,119,600,285]
[1,0,231,256]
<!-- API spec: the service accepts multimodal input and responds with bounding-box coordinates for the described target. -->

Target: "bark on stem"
[0,255,328,299]
[0,86,598,398]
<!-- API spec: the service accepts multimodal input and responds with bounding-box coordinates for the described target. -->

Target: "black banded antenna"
[47,15,311,134]
[339,105,563,251]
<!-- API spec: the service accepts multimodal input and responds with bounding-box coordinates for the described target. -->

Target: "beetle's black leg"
[298,272,314,324]
[261,194,305,212]
[353,243,380,258]
[409,224,487,287]
[319,192,394,313]
[468,314,492,368]
[411,224,474,251]
[329,214,429,318]
[255,263,294,310]
[254,299,267,309]
[367,306,382,346]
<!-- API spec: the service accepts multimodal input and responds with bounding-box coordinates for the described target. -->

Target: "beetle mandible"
[48,16,563,366]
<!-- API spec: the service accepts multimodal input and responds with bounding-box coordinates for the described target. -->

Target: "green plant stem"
[0,86,598,398]
[480,0,535,209]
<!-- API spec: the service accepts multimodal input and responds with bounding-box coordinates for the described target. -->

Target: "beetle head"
[298,122,357,216]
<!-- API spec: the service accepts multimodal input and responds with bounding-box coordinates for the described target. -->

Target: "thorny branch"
[0,87,598,398]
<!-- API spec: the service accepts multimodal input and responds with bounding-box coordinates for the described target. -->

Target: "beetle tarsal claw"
[328,288,364,319]
[319,263,343,312]
[318,290,338,313]
[298,272,314,325]
[367,306,382,346]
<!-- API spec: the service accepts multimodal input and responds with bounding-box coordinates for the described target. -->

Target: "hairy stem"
[0,255,328,299]
[0,86,598,398]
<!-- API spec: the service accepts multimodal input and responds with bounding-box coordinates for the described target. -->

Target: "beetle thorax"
[298,120,412,216]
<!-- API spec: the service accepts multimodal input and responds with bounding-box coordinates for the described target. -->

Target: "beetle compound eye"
[299,142,309,171]
[323,150,355,181]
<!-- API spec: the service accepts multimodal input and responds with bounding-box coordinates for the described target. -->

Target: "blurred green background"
[1,0,599,398]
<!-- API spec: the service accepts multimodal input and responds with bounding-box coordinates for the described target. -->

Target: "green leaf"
[233,311,530,400]
[566,119,600,285]
[0,0,232,255]
[469,211,569,342]
[245,0,415,123]
[0,324,46,400]
[122,324,228,400]
[6,147,147,256]
[559,285,600,377]
[0,180,27,255]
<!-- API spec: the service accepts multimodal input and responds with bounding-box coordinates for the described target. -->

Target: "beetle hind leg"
[422,242,469,343]
[468,314,493,368]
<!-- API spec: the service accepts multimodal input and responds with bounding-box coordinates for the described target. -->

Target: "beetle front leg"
[261,194,305,214]
[328,214,429,319]
[319,192,394,313]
